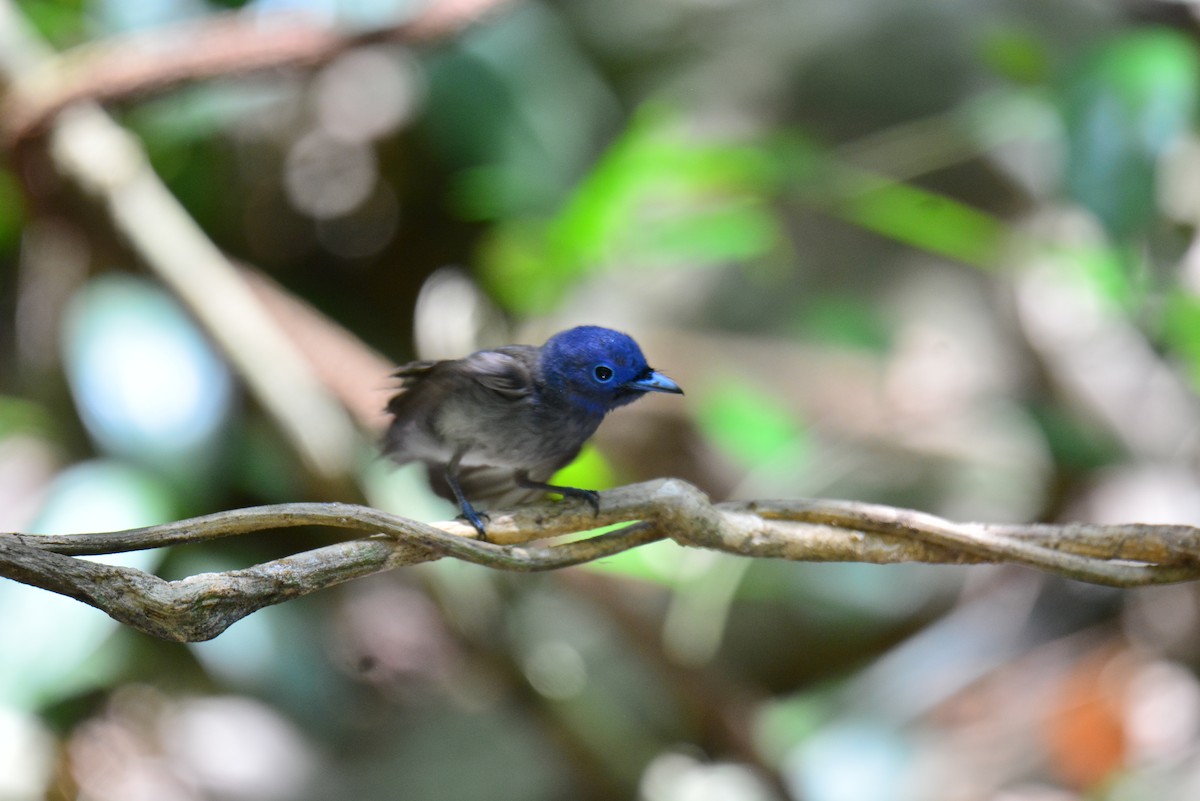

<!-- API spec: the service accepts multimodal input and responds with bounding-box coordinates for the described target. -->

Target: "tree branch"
[2,479,1198,642]
[1,0,514,146]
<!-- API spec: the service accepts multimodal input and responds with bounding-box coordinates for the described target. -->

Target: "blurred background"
[4,0,1200,798]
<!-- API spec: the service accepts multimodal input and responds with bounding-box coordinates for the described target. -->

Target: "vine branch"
[2,479,1198,643]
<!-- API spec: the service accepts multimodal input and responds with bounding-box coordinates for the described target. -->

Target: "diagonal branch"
[2,479,1199,643]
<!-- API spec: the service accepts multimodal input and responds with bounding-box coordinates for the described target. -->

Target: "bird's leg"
[515,470,601,516]
[445,453,489,540]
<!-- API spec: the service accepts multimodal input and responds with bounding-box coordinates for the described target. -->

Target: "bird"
[383,325,683,539]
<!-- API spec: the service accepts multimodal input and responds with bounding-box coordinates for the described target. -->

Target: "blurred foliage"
[0,169,24,253]
[1061,29,1199,239]
[478,106,788,313]
[697,381,809,470]
[6,0,1200,800]
[14,0,86,44]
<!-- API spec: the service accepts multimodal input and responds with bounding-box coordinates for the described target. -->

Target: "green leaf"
[778,140,1012,270]
[545,107,783,271]
[479,106,787,312]
[828,169,1008,268]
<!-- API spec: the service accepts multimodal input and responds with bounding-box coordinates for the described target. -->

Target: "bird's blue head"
[538,326,683,415]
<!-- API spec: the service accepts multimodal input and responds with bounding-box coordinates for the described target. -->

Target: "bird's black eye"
[593,365,614,382]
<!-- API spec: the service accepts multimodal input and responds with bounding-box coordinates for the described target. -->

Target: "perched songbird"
[383,326,683,538]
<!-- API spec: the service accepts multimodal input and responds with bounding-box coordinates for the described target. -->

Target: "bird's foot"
[558,487,601,516]
[514,472,601,517]
[456,509,491,541]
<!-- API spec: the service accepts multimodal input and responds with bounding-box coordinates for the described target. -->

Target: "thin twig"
[0,0,515,146]
[3,479,1199,643]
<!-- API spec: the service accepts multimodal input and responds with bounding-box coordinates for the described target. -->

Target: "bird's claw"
[562,488,601,517]
[456,509,491,541]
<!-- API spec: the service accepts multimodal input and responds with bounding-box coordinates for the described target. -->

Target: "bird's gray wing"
[384,360,443,426]
[391,360,439,380]
[454,346,536,400]
[383,359,458,462]
[383,346,537,463]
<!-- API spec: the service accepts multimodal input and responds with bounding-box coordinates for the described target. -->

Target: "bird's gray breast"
[436,386,603,471]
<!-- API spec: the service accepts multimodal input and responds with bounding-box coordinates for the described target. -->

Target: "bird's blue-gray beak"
[627,370,684,395]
